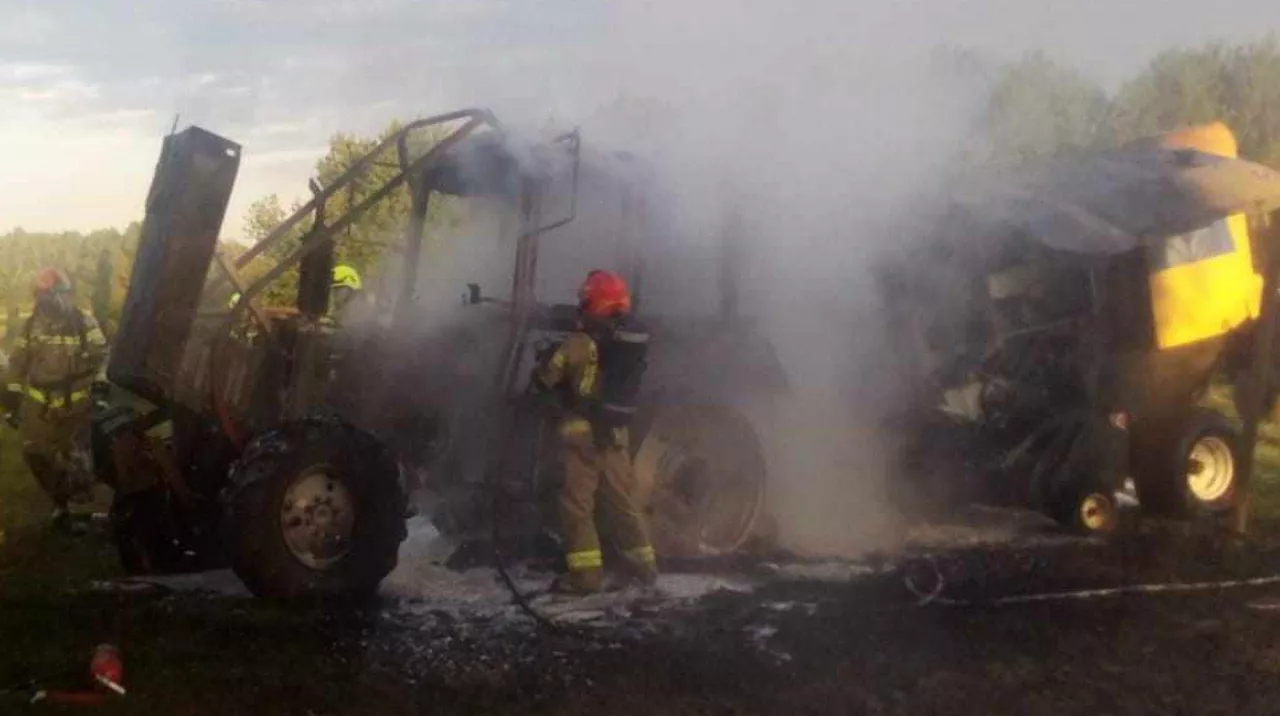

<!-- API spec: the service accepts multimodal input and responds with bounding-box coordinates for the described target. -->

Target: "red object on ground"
[89,645,123,690]
[41,690,108,706]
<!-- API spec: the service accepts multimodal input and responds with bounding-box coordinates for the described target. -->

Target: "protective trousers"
[558,425,657,592]
[19,400,92,509]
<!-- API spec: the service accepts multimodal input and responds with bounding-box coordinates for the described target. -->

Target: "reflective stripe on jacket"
[4,308,108,408]
[535,332,602,438]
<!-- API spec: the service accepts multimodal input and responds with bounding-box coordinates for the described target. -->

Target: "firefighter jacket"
[533,317,650,447]
[5,307,108,411]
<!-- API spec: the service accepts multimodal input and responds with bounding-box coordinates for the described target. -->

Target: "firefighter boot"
[552,567,605,595]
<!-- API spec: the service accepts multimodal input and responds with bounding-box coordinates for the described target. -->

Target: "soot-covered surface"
[10,510,1280,715]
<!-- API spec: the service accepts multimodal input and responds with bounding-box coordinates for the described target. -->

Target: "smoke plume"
[409,2,1004,556]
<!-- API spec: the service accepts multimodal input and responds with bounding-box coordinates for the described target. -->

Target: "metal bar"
[555,129,580,230]
[393,187,430,327]
[236,173,410,304]
[235,115,489,304]
[1234,209,1280,533]
[214,250,275,336]
[499,181,540,395]
[520,129,581,242]
[231,108,495,272]
[296,179,332,316]
[522,216,575,239]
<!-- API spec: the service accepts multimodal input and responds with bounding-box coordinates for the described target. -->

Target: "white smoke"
[412,2,1002,556]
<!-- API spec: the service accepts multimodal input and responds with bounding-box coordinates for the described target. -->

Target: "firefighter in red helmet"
[2,268,108,532]
[532,270,658,593]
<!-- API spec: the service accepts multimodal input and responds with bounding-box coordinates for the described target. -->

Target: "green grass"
[0,428,391,714]
[0,427,122,596]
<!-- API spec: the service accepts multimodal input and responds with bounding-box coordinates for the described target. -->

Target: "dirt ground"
[8,420,1280,714]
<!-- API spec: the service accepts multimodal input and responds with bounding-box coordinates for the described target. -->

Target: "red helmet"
[578,270,631,318]
[32,268,72,299]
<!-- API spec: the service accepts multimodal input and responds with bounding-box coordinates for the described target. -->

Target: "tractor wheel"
[1133,408,1239,516]
[633,406,767,559]
[221,418,407,601]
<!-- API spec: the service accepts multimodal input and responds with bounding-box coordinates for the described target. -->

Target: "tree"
[91,248,114,332]
[1110,44,1234,144]
[0,224,139,344]
[968,51,1112,163]
[238,120,465,305]
[1110,38,1280,165]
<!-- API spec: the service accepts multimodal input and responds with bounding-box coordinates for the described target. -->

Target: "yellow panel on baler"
[1149,213,1262,349]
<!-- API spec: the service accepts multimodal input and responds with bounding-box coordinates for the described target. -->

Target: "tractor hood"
[948,143,1280,256]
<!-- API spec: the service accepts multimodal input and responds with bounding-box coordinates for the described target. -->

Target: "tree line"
[4,36,1280,340]
[0,224,140,346]
[963,36,1280,165]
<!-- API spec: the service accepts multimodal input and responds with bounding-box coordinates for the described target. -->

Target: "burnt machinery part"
[220,418,407,601]
[110,126,240,407]
[93,404,217,574]
[110,487,203,575]
[1035,414,1123,535]
[1132,407,1240,516]
[633,406,766,558]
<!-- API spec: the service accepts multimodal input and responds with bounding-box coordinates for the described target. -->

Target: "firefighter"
[2,269,108,532]
[532,270,658,594]
[329,264,363,317]
[226,264,364,318]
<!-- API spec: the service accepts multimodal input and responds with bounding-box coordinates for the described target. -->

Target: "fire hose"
[487,394,592,635]
[902,554,1280,607]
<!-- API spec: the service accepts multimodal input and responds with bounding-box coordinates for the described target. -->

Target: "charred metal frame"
[205,109,582,444]
[216,112,581,339]
[216,109,498,333]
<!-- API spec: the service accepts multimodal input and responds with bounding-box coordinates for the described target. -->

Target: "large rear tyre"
[1133,408,1239,517]
[221,418,407,601]
[633,406,767,558]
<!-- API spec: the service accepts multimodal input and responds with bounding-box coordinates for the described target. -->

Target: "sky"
[0,0,1277,236]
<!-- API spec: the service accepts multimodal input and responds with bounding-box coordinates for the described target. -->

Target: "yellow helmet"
[332,264,362,291]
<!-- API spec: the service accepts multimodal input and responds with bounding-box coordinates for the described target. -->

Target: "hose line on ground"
[903,554,1280,607]
[487,402,586,635]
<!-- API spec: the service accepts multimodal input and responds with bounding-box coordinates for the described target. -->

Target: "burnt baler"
[880,125,1280,534]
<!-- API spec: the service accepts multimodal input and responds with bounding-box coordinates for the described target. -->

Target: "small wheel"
[221,418,407,601]
[1133,408,1239,516]
[1051,486,1120,535]
[1183,417,1238,513]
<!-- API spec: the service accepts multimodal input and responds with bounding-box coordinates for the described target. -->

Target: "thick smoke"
[403,2,1002,556]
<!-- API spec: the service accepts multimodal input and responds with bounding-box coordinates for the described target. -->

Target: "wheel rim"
[1186,436,1235,503]
[1079,493,1115,532]
[634,406,766,558]
[280,468,355,570]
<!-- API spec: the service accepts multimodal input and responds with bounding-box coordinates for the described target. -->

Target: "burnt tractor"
[91,111,781,599]
[880,122,1280,534]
